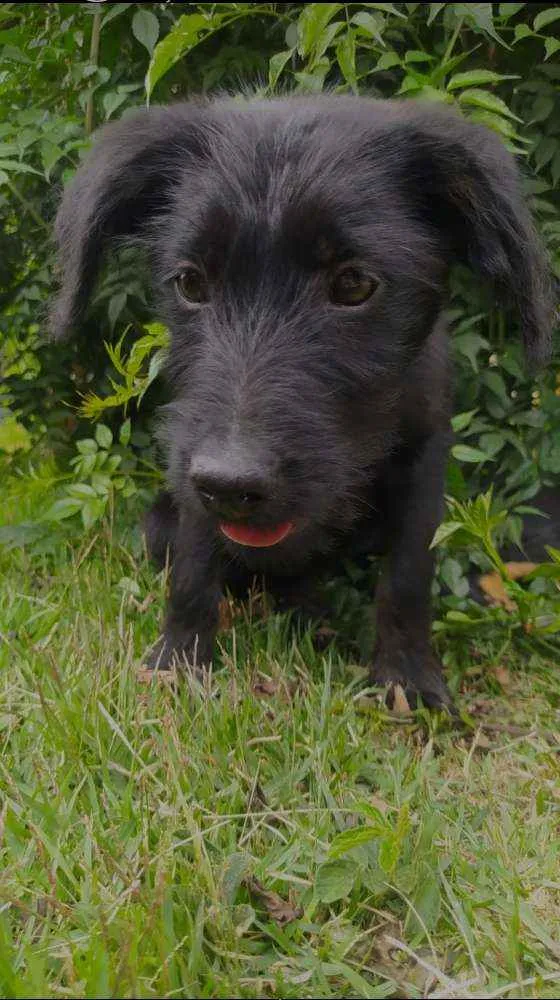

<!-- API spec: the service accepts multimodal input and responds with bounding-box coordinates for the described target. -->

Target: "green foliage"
[79,322,170,419]
[432,489,560,638]
[43,419,138,529]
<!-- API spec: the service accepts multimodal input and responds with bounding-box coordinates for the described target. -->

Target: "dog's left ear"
[50,103,209,340]
[392,106,555,368]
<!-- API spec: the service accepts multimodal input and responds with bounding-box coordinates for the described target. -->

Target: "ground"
[1,479,560,1000]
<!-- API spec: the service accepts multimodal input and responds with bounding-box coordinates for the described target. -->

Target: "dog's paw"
[369,646,456,714]
[143,630,212,677]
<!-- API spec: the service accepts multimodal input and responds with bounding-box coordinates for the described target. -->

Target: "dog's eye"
[175,266,208,305]
[329,266,377,307]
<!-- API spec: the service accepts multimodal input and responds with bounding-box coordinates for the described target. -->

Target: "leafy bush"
[1,2,559,634]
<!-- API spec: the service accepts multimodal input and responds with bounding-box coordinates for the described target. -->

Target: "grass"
[1,476,560,999]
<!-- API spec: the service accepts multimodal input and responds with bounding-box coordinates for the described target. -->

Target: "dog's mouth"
[219,521,294,548]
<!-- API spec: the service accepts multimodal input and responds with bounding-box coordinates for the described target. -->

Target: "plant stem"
[85,9,102,136]
[443,17,463,66]
[5,176,49,231]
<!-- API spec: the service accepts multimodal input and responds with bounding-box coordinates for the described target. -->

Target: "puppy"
[52,95,553,708]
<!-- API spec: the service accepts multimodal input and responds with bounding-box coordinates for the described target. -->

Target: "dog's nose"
[190,458,270,520]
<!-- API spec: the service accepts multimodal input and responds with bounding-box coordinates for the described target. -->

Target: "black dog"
[52,95,553,709]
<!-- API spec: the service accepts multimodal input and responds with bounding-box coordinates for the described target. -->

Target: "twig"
[5,176,49,231]
[85,8,102,136]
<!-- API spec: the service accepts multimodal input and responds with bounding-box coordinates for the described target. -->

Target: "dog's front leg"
[146,507,222,672]
[370,431,455,711]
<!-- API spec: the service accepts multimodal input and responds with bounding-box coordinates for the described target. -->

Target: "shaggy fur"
[52,94,554,708]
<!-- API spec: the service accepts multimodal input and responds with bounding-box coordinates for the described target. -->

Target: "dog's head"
[52,96,554,560]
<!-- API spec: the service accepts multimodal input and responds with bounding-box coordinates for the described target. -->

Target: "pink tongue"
[220,521,293,547]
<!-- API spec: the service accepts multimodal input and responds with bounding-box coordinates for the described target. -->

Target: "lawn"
[1,478,560,1000]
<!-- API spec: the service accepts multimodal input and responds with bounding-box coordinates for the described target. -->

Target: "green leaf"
[312,20,345,62]
[43,498,83,522]
[430,521,463,549]
[297,4,343,58]
[406,870,441,936]
[0,417,31,454]
[513,23,533,43]
[428,3,446,25]
[268,49,292,89]
[119,419,131,447]
[81,498,107,530]
[91,472,112,496]
[498,3,526,19]
[404,49,435,64]
[321,961,396,998]
[458,88,521,121]
[451,444,493,464]
[101,3,132,29]
[362,2,405,15]
[431,49,476,85]
[103,90,130,120]
[285,22,299,49]
[66,483,97,500]
[40,140,63,178]
[77,438,98,456]
[445,610,476,623]
[354,801,389,825]
[526,563,560,582]
[104,455,122,475]
[336,30,357,91]
[132,9,159,55]
[221,853,252,906]
[95,424,113,450]
[146,13,216,97]
[375,50,401,70]
[447,69,518,91]
[2,44,32,65]
[314,859,358,903]
[455,3,506,46]
[440,557,470,597]
[483,370,509,406]
[108,291,127,329]
[477,432,505,458]
[534,137,558,172]
[378,806,409,873]
[294,59,330,93]
[534,7,560,32]
[329,825,379,859]
[351,11,386,44]
[0,523,48,550]
[454,331,489,372]
[451,409,477,432]
[416,84,453,103]
[545,37,560,60]
[466,109,522,143]
[142,348,167,398]
[0,159,42,176]
[530,94,555,124]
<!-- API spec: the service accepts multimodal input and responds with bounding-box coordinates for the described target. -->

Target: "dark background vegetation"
[1,1,559,640]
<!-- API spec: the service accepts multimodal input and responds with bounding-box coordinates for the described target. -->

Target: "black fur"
[52,95,554,708]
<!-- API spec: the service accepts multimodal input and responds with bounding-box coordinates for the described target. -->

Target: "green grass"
[1,477,560,999]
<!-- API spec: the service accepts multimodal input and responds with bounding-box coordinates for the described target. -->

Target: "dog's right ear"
[50,104,208,340]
